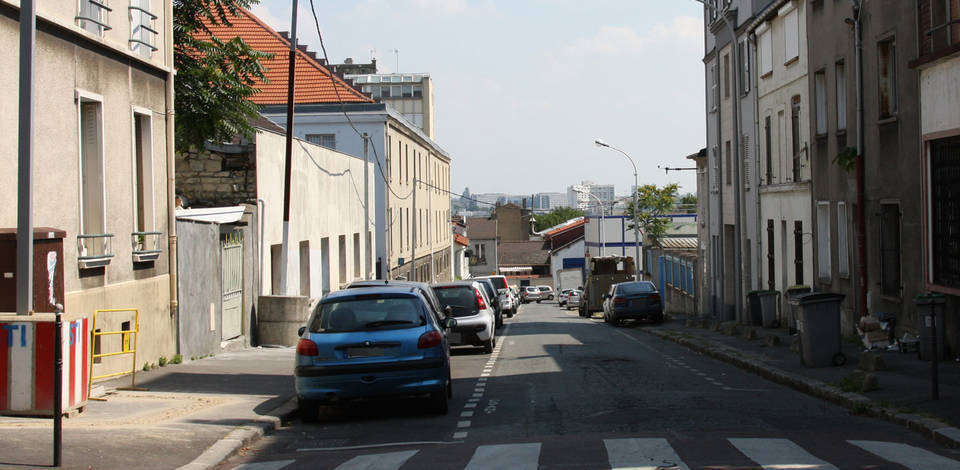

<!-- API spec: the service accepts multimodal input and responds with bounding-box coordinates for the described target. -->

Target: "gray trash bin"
[747,291,763,326]
[916,294,946,361]
[795,292,846,367]
[757,290,779,327]
[785,286,812,334]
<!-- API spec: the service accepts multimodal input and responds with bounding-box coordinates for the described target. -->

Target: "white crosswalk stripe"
[333,450,419,470]
[729,438,838,470]
[463,443,541,470]
[604,438,690,470]
[849,440,960,470]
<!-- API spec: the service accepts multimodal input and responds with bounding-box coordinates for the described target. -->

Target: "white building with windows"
[0,0,177,374]
[349,73,436,139]
[567,181,615,211]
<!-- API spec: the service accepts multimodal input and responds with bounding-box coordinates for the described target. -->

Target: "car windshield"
[310,296,425,333]
[618,282,656,295]
[433,287,481,318]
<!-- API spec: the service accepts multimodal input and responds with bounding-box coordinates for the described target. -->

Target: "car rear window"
[525,287,538,292]
[538,286,551,291]
[310,297,425,333]
[618,282,656,295]
[433,287,481,318]
[487,277,507,290]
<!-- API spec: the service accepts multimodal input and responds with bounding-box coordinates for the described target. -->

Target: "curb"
[645,327,960,449]
[176,396,298,470]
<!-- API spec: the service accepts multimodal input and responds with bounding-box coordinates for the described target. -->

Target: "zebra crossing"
[231,437,960,470]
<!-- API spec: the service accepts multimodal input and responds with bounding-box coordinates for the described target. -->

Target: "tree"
[534,207,585,232]
[625,183,679,243]
[174,0,272,151]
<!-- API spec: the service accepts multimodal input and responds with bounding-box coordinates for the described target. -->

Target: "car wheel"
[298,398,320,423]
[536,299,541,303]
[548,295,554,300]
[483,336,494,354]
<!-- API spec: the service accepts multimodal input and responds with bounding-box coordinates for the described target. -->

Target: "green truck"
[578,256,636,317]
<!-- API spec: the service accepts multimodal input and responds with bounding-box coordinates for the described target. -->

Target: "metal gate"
[221,232,243,340]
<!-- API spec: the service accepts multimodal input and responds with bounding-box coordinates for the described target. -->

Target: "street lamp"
[574,188,604,257]
[594,138,642,279]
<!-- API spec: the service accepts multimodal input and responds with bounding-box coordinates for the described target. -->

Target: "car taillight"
[296,338,318,356]
[418,330,443,349]
[613,297,627,304]
[475,288,487,310]
[650,294,661,302]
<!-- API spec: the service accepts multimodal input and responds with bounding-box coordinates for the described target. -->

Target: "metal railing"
[131,231,162,262]
[77,233,114,269]
[87,309,147,400]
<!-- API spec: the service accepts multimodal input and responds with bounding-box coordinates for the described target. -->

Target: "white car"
[432,281,497,353]
[558,289,573,306]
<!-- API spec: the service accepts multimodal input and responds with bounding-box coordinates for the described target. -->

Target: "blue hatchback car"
[294,286,455,421]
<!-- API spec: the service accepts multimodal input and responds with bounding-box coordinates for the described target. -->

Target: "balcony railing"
[78,233,114,269]
[132,231,162,262]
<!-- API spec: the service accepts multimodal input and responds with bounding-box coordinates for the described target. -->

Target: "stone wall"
[176,148,257,208]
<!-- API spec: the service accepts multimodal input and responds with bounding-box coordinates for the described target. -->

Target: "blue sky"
[249,0,706,197]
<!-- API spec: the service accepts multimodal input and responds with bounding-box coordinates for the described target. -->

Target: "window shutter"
[742,134,751,190]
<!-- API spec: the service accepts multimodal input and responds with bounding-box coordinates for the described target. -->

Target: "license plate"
[346,347,385,358]
[447,332,462,344]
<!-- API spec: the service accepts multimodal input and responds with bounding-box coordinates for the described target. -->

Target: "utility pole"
[279,0,299,294]
[17,0,36,317]
[363,134,370,280]
[410,174,417,282]
[851,0,868,318]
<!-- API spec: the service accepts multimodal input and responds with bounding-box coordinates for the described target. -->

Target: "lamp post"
[575,188,604,257]
[694,0,744,322]
[594,139,642,279]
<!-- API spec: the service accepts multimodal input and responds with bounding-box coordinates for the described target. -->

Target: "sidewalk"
[0,347,297,470]
[646,313,960,448]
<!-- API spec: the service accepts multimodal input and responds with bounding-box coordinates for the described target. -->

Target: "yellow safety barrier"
[87,309,148,400]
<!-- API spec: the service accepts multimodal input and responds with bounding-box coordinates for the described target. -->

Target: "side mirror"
[443,317,458,329]
[298,326,306,337]
[444,305,453,317]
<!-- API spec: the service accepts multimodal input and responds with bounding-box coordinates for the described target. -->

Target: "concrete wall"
[257,295,309,347]
[920,59,960,136]
[0,9,175,377]
[255,130,373,297]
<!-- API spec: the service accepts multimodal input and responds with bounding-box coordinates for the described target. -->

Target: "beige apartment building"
[1,0,176,374]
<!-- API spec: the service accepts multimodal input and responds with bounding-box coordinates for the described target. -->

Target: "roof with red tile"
[194,9,373,106]
[454,233,469,247]
[544,219,586,238]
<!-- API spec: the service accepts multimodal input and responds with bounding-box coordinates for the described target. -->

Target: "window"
[880,203,901,297]
[353,233,361,279]
[930,136,960,288]
[725,141,732,185]
[836,61,847,131]
[381,86,391,98]
[791,96,801,182]
[79,97,106,239]
[338,235,347,285]
[132,110,154,233]
[402,85,413,98]
[758,28,772,77]
[739,40,750,95]
[767,219,775,289]
[784,8,799,64]
[814,71,827,136]
[306,133,335,149]
[878,38,897,118]
[77,0,111,35]
[816,202,831,282]
[413,85,423,98]
[709,63,718,112]
[723,54,730,98]
[794,220,804,285]
[129,0,157,57]
[764,115,773,185]
[837,202,849,277]
[928,0,959,53]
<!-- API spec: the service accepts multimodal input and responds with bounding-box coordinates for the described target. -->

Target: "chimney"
[278,31,289,40]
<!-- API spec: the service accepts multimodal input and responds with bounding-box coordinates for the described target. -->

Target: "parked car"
[566,290,582,310]
[521,286,541,303]
[294,286,456,422]
[602,281,663,326]
[558,289,573,307]
[475,278,504,328]
[346,280,447,325]
[475,275,515,316]
[537,285,555,302]
[432,281,496,353]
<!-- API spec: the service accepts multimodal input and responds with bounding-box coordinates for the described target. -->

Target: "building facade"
[350,73,435,139]
[1,0,176,374]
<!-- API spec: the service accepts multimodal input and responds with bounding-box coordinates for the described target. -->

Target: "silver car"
[432,281,497,353]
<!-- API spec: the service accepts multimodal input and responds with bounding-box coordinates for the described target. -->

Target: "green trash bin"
[795,292,846,367]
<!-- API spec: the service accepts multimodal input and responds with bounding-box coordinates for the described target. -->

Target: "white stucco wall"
[255,130,373,297]
[920,58,960,135]
[550,239,585,291]
[759,185,814,291]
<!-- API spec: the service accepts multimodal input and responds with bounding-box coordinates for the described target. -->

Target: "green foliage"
[158,356,168,367]
[624,183,680,243]
[836,373,864,393]
[534,207,586,232]
[678,193,697,213]
[171,354,183,364]
[174,0,272,151]
[833,147,858,172]
[143,362,151,371]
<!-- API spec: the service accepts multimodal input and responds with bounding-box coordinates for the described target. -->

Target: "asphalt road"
[218,302,960,469]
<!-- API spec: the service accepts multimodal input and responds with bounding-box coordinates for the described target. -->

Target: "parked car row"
[520,285,554,304]
[294,276,522,421]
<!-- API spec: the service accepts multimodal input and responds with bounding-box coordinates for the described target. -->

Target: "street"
[217,302,960,469]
